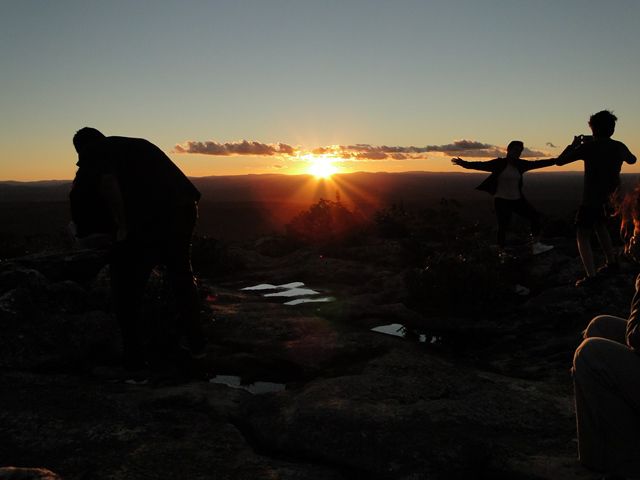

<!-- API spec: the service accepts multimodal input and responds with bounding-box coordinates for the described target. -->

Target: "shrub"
[191,235,243,278]
[374,203,411,239]
[286,198,366,247]
[405,245,512,315]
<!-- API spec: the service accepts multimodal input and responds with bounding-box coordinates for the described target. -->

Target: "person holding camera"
[556,110,636,287]
[452,140,555,255]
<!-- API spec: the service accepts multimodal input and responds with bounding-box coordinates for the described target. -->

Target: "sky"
[1,0,640,181]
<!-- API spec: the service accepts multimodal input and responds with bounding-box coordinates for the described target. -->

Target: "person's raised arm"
[556,136,583,166]
[451,157,496,172]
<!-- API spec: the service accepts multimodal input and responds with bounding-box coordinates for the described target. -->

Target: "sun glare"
[307,155,338,179]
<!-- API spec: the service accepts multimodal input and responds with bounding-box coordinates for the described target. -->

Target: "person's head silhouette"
[506,140,524,159]
[589,110,617,138]
[73,127,105,155]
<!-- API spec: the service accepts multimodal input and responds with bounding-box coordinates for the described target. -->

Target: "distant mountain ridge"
[2,171,640,241]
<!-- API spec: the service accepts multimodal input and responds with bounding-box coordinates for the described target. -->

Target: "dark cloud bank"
[174,139,549,160]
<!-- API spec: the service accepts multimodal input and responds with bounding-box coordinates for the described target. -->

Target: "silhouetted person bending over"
[451,140,555,255]
[71,127,205,372]
[557,110,636,287]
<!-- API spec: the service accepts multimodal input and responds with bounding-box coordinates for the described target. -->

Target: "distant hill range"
[2,171,640,241]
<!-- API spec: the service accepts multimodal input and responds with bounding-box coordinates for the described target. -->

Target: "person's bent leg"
[514,198,553,254]
[577,226,596,277]
[110,249,153,369]
[573,338,640,477]
[494,198,512,248]
[594,221,617,266]
[165,203,205,355]
[514,198,542,238]
[583,315,627,343]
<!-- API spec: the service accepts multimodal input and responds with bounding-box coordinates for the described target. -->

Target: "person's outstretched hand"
[451,157,464,166]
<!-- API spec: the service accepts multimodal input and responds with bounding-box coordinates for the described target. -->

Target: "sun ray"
[331,174,383,210]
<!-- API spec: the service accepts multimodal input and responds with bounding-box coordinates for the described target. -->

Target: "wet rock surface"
[0,239,634,479]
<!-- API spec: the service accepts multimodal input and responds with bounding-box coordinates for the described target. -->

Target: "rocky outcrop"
[0,467,62,480]
[0,252,118,371]
[0,238,633,479]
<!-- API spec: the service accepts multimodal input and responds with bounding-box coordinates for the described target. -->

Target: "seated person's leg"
[583,315,628,343]
[573,337,640,476]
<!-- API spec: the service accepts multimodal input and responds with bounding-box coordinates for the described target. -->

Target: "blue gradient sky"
[2,0,639,180]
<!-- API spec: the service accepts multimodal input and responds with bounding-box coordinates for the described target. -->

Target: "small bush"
[286,198,366,247]
[374,204,411,239]
[405,246,512,315]
[191,235,243,278]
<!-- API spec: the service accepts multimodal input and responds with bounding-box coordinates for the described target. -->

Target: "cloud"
[546,142,558,148]
[174,140,296,156]
[522,147,549,157]
[327,140,504,160]
[305,140,503,160]
[174,138,550,161]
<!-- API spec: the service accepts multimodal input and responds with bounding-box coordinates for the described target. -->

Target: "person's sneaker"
[597,262,620,275]
[531,241,554,255]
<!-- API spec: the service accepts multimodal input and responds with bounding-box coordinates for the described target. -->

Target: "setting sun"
[306,155,338,179]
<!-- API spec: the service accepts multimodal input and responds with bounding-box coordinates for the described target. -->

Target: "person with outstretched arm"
[451,140,555,255]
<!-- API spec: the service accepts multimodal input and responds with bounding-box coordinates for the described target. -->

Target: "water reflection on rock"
[371,323,441,344]
[241,281,335,306]
[209,375,286,394]
[265,287,319,298]
[284,297,335,306]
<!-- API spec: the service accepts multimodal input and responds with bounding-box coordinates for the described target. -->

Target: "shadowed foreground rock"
[0,240,634,479]
[0,467,61,480]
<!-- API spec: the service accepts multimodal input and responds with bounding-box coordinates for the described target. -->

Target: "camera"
[577,134,594,144]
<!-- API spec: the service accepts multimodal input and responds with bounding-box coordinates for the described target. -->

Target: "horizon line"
[0,169,603,183]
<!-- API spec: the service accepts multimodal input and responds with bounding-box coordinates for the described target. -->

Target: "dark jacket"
[74,136,201,236]
[459,158,556,196]
[69,166,116,238]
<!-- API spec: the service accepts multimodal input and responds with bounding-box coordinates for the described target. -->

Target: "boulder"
[241,347,577,479]
[0,467,61,480]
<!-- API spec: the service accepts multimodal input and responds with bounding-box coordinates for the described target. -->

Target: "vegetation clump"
[286,197,366,247]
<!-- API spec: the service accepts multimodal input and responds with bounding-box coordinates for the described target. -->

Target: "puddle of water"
[241,283,278,291]
[265,287,320,298]
[284,296,336,306]
[241,281,334,306]
[371,323,442,344]
[277,282,305,289]
[241,282,305,291]
[371,323,405,338]
[209,375,286,394]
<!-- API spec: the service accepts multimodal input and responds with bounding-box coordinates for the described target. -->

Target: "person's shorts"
[575,204,608,228]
